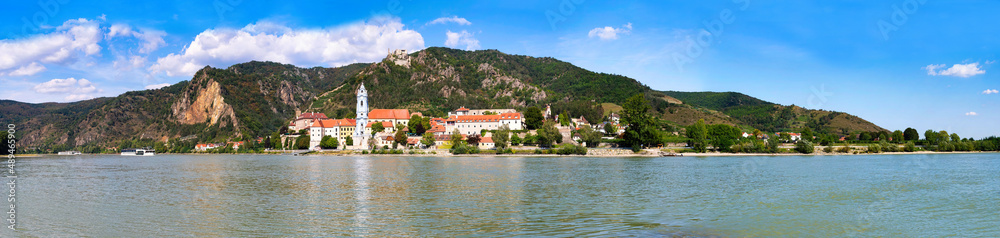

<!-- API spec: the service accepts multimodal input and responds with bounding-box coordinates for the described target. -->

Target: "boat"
[121,148,155,156]
[57,151,82,155]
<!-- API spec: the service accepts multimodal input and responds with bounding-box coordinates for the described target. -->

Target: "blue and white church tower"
[353,83,370,147]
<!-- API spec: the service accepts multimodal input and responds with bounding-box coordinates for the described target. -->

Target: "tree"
[891,130,904,143]
[558,111,571,126]
[621,94,660,150]
[904,127,919,141]
[320,136,338,149]
[295,135,310,149]
[877,132,888,142]
[371,122,385,136]
[780,132,792,142]
[494,125,510,150]
[537,121,563,148]
[925,129,939,145]
[708,124,741,152]
[408,115,430,135]
[394,124,407,148]
[510,133,522,146]
[766,136,780,153]
[603,122,618,136]
[686,119,708,153]
[938,130,950,143]
[950,133,960,143]
[345,136,353,147]
[525,106,543,130]
[795,140,815,154]
[270,132,281,149]
[578,125,602,148]
[801,128,814,142]
[421,133,436,149]
[860,132,873,142]
[467,134,482,146]
[450,129,464,147]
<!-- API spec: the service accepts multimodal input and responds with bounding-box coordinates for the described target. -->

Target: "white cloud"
[428,16,472,26]
[149,17,425,77]
[965,112,978,116]
[144,83,172,90]
[445,30,480,50]
[7,62,47,76]
[588,23,633,41]
[33,78,102,101]
[924,62,986,78]
[983,89,999,94]
[107,24,167,54]
[0,18,103,76]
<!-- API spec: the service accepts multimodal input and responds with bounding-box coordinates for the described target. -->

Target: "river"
[5,153,999,237]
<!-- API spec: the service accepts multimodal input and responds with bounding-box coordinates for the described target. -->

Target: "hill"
[1,47,885,152]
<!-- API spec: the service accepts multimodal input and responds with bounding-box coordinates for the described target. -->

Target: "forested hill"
[2,47,885,152]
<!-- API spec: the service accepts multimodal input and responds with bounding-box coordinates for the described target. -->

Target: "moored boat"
[121,148,155,156]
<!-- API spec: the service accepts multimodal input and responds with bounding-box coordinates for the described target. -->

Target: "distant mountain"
[1,47,885,151]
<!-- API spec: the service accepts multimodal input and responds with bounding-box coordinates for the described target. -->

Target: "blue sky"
[1,0,997,138]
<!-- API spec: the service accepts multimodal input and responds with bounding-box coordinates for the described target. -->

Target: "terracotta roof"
[456,107,469,111]
[453,115,502,123]
[480,137,494,143]
[368,109,410,120]
[296,112,328,120]
[499,112,522,120]
[427,124,446,133]
[310,119,357,128]
[365,121,394,128]
[407,138,421,145]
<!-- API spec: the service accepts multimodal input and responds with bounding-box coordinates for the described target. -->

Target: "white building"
[309,119,357,150]
[352,84,370,148]
[448,107,517,117]
[444,112,523,135]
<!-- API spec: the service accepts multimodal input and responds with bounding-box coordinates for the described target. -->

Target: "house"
[608,112,620,125]
[195,143,223,151]
[445,112,524,136]
[448,107,517,117]
[288,112,328,132]
[774,132,803,141]
[227,141,244,150]
[364,121,398,136]
[742,132,751,138]
[571,116,589,127]
[478,137,495,150]
[368,109,411,127]
[309,119,357,150]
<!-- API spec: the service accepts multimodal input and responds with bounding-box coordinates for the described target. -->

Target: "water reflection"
[6,154,1000,237]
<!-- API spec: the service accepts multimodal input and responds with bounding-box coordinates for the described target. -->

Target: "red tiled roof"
[456,107,469,111]
[480,137,494,143]
[296,112,328,120]
[365,121,394,128]
[368,109,410,120]
[499,112,522,120]
[453,115,502,123]
[427,124,446,133]
[310,119,357,128]
[407,138,421,145]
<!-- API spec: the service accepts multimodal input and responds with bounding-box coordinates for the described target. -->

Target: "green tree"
[408,115,430,135]
[371,122,385,136]
[450,129,464,146]
[510,133,522,146]
[421,133,436,148]
[320,136,338,149]
[558,111,571,126]
[779,132,792,142]
[686,119,708,153]
[795,140,815,154]
[891,130,904,143]
[950,133,960,143]
[467,134,482,146]
[938,130,950,143]
[925,129,939,145]
[860,132,873,142]
[295,135,310,150]
[524,106,543,130]
[801,128,814,142]
[494,125,511,150]
[904,127,919,141]
[603,122,618,136]
[0,131,9,155]
[537,121,563,148]
[766,136,780,153]
[345,136,353,147]
[394,124,407,148]
[578,125,602,148]
[621,94,660,151]
[708,124,741,152]
[270,132,281,149]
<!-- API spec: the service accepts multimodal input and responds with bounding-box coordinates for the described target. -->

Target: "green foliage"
[371,123,385,136]
[577,125,602,148]
[767,136,780,153]
[320,136,338,149]
[510,133,522,146]
[558,111,571,126]
[394,124,407,148]
[494,125,510,149]
[450,129,464,146]
[904,128,919,141]
[556,144,588,155]
[345,136,353,147]
[603,122,618,136]
[801,127,814,142]
[421,133,436,148]
[449,142,481,155]
[686,119,709,153]
[622,94,661,150]
[708,124,741,152]
[525,107,543,130]
[536,121,563,148]
[295,135,310,150]
[408,115,430,135]
[466,134,482,146]
[892,130,904,143]
[904,141,916,152]
[795,140,814,154]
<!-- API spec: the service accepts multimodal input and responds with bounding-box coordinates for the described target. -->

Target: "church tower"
[353,83,370,146]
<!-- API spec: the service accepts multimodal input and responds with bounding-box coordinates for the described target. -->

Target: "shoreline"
[19,150,999,158]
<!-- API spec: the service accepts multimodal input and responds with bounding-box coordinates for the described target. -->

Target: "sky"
[0,0,997,138]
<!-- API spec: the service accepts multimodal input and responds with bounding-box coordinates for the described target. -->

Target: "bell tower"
[353,83,370,146]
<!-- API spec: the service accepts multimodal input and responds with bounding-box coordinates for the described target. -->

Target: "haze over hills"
[0,47,885,151]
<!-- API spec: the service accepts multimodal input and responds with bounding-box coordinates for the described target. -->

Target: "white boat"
[121,148,155,156]
[57,151,82,155]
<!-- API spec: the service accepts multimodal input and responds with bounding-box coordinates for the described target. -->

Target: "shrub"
[868,144,882,153]
[836,145,851,153]
[556,144,588,155]
[795,140,814,154]
[904,142,916,152]
[823,146,834,153]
